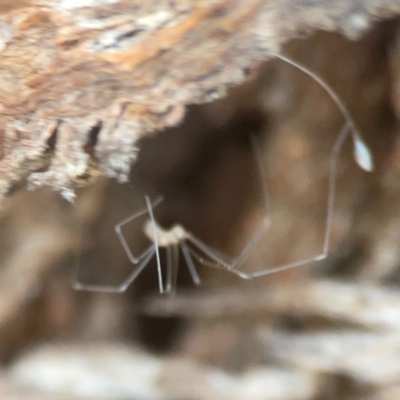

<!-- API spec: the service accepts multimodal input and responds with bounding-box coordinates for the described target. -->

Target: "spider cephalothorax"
[143,220,188,248]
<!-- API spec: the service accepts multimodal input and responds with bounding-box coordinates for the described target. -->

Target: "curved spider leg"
[185,53,374,275]
[145,195,164,293]
[73,245,155,293]
[268,51,373,172]
[188,121,348,277]
[250,133,271,215]
[184,133,271,270]
[73,195,163,293]
[223,132,272,267]
[185,233,232,268]
[185,220,271,270]
[180,241,201,285]
[187,246,232,271]
[115,196,163,264]
[229,121,350,279]
[110,246,156,292]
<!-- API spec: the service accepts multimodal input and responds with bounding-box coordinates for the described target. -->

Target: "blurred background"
[1,21,400,399]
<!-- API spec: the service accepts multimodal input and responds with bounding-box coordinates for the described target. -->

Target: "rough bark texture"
[0,0,399,199]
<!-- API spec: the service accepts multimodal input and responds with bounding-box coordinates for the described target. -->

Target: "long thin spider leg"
[322,121,349,255]
[170,243,180,294]
[73,196,162,294]
[190,118,352,278]
[228,122,350,280]
[268,51,373,172]
[186,218,269,270]
[180,241,201,285]
[228,133,271,267]
[250,133,271,215]
[165,246,172,293]
[232,218,271,267]
[186,233,232,268]
[188,246,229,271]
[182,132,270,271]
[145,195,164,294]
[115,196,164,264]
[229,253,326,280]
[117,247,156,292]
[73,246,155,293]
[165,245,180,294]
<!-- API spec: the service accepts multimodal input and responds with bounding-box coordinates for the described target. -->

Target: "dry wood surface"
[0,0,399,200]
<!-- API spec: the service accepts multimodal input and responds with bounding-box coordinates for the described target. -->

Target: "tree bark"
[0,0,398,200]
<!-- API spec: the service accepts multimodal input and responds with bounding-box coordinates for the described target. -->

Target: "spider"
[73,52,373,294]
[73,131,271,294]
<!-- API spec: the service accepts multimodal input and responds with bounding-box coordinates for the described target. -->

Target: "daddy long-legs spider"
[73,129,271,294]
[73,51,373,294]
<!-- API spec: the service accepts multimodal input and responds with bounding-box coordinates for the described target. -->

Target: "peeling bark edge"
[0,0,398,200]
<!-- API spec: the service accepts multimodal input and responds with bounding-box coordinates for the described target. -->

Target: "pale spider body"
[73,51,374,295]
[143,220,188,247]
